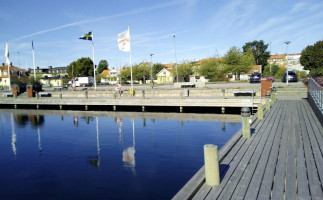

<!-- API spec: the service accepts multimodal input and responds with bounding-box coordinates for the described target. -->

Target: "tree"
[262,64,279,77]
[67,57,93,78]
[97,60,109,74]
[198,58,220,81]
[176,62,193,82]
[242,40,270,72]
[224,47,255,80]
[132,63,150,82]
[300,40,323,76]
[120,67,131,84]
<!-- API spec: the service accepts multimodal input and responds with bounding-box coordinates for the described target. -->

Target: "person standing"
[72,77,76,91]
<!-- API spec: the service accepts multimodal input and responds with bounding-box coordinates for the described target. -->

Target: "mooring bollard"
[221,107,225,114]
[113,92,117,99]
[222,89,225,99]
[266,91,271,110]
[204,144,220,186]
[85,91,88,99]
[241,107,251,138]
[36,93,39,99]
[271,88,276,103]
[59,93,62,99]
[142,90,145,99]
[142,106,145,112]
[257,103,264,120]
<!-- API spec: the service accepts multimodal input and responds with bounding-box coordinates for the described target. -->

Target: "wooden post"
[221,107,225,114]
[241,107,251,138]
[59,93,62,99]
[266,92,271,110]
[204,144,220,186]
[142,90,145,99]
[113,105,116,111]
[222,89,225,99]
[142,106,145,112]
[36,105,39,109]
[113,92,117,99]
[85,105,88,111]
[258,104,263,120]
[85,91,88,99]
[180,106,183,113]
[59,105,62,110]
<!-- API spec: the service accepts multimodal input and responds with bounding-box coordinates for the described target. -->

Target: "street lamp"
[149,53,154,88]
[284,41,291,86]
[17,51,21,78]
[173,34,178,83]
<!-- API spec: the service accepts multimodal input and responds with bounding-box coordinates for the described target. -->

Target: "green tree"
[300,40,323,76]
[97,60,109,74]
[176,62,193,82]
[67,57,93,78]
[224,47,255,80]
[263,64,279,77]
[242,40,270,72]
[132,63,150,82]
[198,58,220,81]
[120,67,131,84]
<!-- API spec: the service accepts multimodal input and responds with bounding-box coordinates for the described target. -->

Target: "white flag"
[5,42,10,65]
[118,29,130,52]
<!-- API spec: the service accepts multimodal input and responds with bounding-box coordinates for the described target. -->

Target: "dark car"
[250,73,261,83]
[282,71,297,82]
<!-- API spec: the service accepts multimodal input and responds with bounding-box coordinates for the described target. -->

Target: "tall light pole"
[149,53,154,88]
[284,41,291,86]
[173,34,178,83]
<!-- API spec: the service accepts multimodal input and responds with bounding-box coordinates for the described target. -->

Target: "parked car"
[282,71,298,82]
[250,73,261,83]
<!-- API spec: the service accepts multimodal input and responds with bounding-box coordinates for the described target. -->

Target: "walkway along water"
[173,98,323,199]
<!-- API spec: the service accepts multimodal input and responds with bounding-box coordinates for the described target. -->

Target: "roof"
[101,69,110,76]
[248,65,262,74]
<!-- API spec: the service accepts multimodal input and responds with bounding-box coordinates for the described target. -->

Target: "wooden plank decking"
[173,99,323,200]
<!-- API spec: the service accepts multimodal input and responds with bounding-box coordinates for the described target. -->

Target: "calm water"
[0,110,241,200]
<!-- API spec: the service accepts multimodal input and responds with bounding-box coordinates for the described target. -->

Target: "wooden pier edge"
[172,107,262,200]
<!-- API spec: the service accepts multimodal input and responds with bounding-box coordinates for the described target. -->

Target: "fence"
[309,78,323,113]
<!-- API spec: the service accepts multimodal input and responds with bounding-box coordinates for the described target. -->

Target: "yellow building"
[39,77,63,86]
[156,68,174,84]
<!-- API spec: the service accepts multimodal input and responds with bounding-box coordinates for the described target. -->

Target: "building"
[156,68,174,84]
[0,64,29,87]
[100,69,120,85]
[268,53,306,72]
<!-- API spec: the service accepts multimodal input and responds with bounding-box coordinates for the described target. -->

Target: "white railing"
[309,78,323,113]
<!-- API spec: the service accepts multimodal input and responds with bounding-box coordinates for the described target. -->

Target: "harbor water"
[0,110,241,200]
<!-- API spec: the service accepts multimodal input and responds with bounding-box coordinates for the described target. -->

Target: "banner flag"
[5,42,10,65]
[118,29,130,52]
[79,32,93,41]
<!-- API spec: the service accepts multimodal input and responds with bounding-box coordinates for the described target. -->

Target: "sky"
[0,0,322,69]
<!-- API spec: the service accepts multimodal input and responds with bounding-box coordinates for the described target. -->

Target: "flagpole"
[129,26,133,89]
[92,40,97,90]
[32,41,36,82]
[5,42,11,90]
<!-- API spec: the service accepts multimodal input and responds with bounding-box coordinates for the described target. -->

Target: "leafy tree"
[300,40,323,76]
[224,47,255,80]
[120,67,131,84]
[242,40,270,72]
[67,57,93,78]
[132,63,150,82]
[263,64,279,77]
[176,62,193,82]
[97,60,109,74]
[198,58,220,81]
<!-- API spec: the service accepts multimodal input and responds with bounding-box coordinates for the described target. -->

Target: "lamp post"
[284,41,291,86]
[149,53,154,86]
[173,34,178,83]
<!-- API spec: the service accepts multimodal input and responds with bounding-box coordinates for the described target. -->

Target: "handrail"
[309,78,323,113]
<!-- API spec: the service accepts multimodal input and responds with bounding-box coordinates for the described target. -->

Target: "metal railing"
[309,78,323,113]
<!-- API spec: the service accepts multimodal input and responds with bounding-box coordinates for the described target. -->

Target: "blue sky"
[1,0,322,69]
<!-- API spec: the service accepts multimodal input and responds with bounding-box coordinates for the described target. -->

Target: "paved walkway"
[173,99,323,199]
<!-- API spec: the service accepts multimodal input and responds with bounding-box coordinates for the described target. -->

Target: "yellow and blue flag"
[79,32,93,41]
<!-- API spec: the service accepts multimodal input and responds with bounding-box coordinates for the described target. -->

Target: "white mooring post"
[204,144,220,186]
[241,107,251,138]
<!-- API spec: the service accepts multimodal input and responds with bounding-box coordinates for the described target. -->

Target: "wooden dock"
[173,99,323,200]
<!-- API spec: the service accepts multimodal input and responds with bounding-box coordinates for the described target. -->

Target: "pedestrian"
[72,77,76,91]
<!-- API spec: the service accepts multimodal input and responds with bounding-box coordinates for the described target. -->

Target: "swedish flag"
[79,31,92,41]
